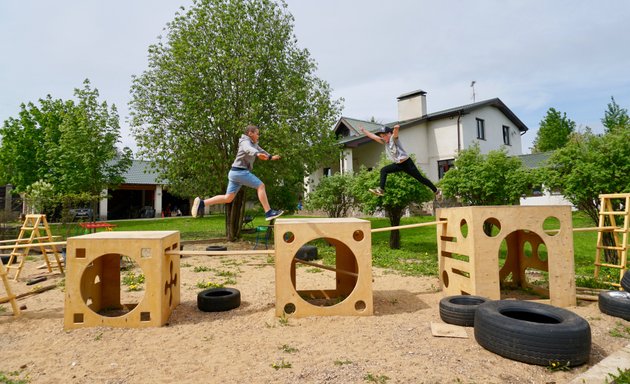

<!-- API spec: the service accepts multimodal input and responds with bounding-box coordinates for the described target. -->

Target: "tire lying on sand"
[439,295,490,327]
[197,288,241,312]
[621,269,630,292]
[598,290,630,321]
[295,245,318,261]
[474,300,591,366]
[205,245,228,252]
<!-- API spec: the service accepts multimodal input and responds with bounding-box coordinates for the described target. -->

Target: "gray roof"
[122,160,161,185]
[335,97,529,148]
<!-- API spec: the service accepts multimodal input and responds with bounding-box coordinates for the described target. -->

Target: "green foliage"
[129,0,341,218]
[24,180,55,214]
[606,368,630,384]
[0,370,29,384]
[543,128,630,224]
[602,96,630,133]
[531,107,576,153]
[122,272,145,291]
[0,79,132,195]
[439,143,533,206]
[304,172,355,217]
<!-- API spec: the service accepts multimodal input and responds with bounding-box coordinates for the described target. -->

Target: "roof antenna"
[470,81,476,102]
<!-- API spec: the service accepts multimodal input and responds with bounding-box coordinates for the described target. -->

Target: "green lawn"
[52,211,613,285]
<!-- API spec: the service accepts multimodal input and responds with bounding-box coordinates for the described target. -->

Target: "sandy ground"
[1,241,629,384]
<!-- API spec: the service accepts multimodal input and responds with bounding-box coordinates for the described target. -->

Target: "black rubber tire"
[197,288,241,312]
[621,269,630,292]
[598,290,630,321]
[0,255,9,265]
[474,300,591,366]
[295,245,318,261]
[439,295,490,327]
[205,245,227,252]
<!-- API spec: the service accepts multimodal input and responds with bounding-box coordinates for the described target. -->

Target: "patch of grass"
[333,359,353,366]
[305,268,322,273]
[546,361,571,372]
[122,272,145,291]
[575,275,616,290]
[609,321,630,339]
[278,344,298,353]
[278,314,289,326]
[196,281,224,289]
[0,305,6,313]
[0,370,29,384]
[216,270,239,278]
[606,367,630,384]
[364,372,389,383]
[193,266,212,273]
[270,359,292,370]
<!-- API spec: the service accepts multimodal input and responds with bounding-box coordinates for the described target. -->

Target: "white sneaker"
[191,197,201,218]
[369,187,384,196]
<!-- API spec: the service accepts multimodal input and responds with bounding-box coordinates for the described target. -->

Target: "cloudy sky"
[1,0,629,154]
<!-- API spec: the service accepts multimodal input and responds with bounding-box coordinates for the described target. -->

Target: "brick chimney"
[397,89,427,121]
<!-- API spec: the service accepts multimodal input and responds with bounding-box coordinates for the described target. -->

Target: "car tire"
[598,290,630,321]
[439,295,490,327]
[295,245,318,261]
[205,245,227,252]
[474,300,591,366]
[197,288,241,312]
[621,269,630,292]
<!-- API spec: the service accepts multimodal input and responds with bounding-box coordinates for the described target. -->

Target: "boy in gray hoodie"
[191,125,284,221]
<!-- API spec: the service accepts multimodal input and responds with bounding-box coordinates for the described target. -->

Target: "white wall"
[461,107,523,156]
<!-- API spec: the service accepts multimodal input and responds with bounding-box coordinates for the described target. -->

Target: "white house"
[306,89,529,193]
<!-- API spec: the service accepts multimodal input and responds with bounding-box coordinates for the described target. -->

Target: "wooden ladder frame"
[5,214,64,281]
[594,193,629,287]
[0,258,20,316]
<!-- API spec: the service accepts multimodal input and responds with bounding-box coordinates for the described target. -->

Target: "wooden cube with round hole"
[274,218,373,317]
[64,231,180,329]
[436,205,575,307]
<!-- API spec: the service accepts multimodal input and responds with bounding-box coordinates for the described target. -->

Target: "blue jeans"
[226,168,263,194]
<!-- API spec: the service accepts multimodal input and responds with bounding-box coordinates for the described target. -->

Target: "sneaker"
[265,209,284,221]
[435,188,443,201]
[369,187,384,196]
[191,197,203,218]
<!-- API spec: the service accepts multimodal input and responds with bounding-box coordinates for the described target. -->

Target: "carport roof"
[122,160,161,185]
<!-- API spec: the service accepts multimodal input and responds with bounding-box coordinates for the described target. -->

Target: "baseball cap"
[376,126,394,136]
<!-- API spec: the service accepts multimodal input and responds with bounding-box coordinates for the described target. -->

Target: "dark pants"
[380,158,437,193]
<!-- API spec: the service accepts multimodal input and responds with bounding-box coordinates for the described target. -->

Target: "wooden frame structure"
[594,193,629,288]
[4,214,64,280]
[64,231,180,329]
[437,205,576,307]
[273,218,373,318]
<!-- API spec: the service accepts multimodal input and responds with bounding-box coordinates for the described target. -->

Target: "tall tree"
[353,156,434,249]
[601,96,630,133]
[0,80,131,198]
[531,108,576,153]
[304,172,355,218]
[129,0,341,240]
[543,128,630,225]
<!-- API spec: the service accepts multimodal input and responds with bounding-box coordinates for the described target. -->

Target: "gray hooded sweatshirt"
[231,134,270,171]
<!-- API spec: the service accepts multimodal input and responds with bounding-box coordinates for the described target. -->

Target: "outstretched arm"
[257,153,281,161]
[360,126,385,144]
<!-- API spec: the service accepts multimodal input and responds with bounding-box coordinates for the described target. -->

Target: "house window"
[323,167,332,177]
[476,118,485,140]
[437,159,455,179]
[502,125,511,146]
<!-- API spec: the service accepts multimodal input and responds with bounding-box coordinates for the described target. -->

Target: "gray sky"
[1,1,629,155]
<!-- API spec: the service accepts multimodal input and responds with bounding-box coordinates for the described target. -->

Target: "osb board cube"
[436,206,575,307]
[274,218,373,318]
[64,231,180,329]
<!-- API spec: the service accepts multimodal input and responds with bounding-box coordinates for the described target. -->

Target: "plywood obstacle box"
[436,206,576,307]
[64,231,180,329]
[274,218,373,318]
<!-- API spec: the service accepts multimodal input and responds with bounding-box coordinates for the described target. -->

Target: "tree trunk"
[226,189,245,242]
[388,210,402,249]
